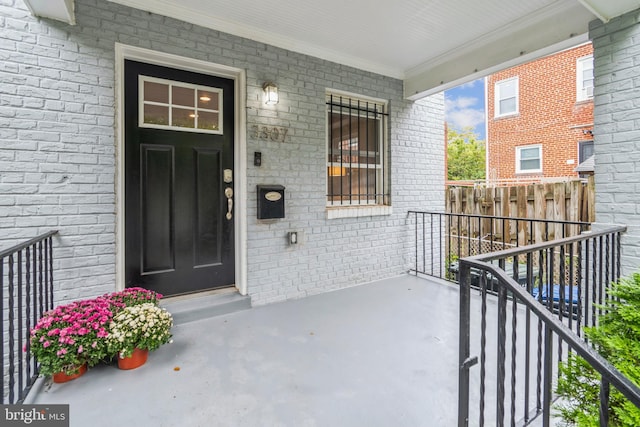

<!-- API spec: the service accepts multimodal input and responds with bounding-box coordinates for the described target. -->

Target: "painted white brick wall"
[2,0,444,305]
[590,9,640,275]
[1,0,116,302]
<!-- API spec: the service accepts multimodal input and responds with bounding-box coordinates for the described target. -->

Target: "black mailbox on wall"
[257,185,285,219]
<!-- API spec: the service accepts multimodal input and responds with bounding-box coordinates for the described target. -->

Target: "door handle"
[225,187,233,220]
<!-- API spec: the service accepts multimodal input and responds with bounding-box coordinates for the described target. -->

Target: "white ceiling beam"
[577,0,640,23]
[404,3,594,99]
[23,0,75,25]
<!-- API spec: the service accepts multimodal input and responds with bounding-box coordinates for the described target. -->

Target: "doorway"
[123,59,236,297]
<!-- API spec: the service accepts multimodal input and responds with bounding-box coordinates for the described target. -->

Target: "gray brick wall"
[590,9,640,275]
[2,0,444,305]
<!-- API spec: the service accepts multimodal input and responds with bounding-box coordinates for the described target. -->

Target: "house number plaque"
[250,125,289,142]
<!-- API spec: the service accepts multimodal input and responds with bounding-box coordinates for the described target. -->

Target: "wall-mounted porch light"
[263,82,278,105]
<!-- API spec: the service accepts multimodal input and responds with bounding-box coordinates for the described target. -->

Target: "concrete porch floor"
[30,275,463,426]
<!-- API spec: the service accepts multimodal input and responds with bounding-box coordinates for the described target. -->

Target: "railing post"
[542,323,553,427]
[17,250,23,402]
[48,236,54,309]
[8,254,15,404]
[600,377,610,426]
[458,261,472,427]
[413,212,418,275]
[496,283,507,427]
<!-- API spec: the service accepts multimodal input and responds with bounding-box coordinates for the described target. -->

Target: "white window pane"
[521,159,540,170]
[520,147,540,160]
[501,81,516,98]
[500,97,516,114]
[496,78,518,116]
[577,56,594,101]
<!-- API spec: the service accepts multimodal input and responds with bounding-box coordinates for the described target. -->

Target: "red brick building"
[486,43,594,180]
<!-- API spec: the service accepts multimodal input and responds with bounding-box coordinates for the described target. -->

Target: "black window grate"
[326,94,389,206]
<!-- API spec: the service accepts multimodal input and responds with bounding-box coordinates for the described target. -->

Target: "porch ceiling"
[26,0,640,98]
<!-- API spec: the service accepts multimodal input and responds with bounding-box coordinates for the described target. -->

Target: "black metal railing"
[407,211,590,283]
[1,231,57,404]
[457,224,640,426]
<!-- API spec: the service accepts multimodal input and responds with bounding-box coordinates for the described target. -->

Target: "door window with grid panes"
[139,76,223,134]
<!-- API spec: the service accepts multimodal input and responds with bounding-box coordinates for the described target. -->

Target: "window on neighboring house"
[579,139,594,163]
[577,55,594,102]
[495,77,519,117]
[326,92,389,207]
[516,145,542,174]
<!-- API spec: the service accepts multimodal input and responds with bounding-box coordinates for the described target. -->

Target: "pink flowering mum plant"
[29,298,115,376]
[105,287,163,309]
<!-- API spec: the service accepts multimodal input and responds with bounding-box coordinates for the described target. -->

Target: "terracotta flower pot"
[117,348,149,370]
[52,364,87,383]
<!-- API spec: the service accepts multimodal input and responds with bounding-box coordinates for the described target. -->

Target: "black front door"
[124,60,235,297]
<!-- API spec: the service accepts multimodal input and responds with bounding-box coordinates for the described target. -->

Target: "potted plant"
[105,287,163,308]
[28,298,113,382]
[106,302,173,370]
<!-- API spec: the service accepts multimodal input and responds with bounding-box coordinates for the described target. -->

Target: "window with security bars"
[326,93,389,206]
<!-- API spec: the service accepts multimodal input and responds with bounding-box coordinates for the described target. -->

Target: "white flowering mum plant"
[106,302,173,359]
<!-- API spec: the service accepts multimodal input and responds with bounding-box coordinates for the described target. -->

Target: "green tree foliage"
[447,126,486,181]
[556,273,640,426]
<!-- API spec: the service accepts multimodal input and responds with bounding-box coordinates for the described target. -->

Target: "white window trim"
[494,77,519,118]
[576,55,594,102]
[325,89,390,215]
[515,144,542,174]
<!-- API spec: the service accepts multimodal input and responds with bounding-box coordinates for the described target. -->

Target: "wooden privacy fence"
[445,177,595,252]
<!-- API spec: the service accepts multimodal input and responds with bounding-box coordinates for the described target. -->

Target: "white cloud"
[445,96,485,130]
[446,96,478,110]
[448,108,485,129]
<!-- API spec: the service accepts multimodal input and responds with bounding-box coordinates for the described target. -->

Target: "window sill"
[515,171,542,176]
[326,205,393,219]
[494,112,519,120]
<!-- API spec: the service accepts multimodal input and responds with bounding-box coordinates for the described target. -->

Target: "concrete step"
[160,288,251,325]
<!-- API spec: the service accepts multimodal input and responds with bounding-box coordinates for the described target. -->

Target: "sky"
[444,78,486,140]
